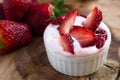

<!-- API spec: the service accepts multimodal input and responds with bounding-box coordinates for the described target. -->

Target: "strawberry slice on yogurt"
[83,7,102,32]
[59,34,74,53]
[57,9,78,53]
[58,9,78,35]
[70,26,96,47]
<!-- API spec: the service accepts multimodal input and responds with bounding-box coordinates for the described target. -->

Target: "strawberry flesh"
[70,26,96,47]
[50,15,65,25]
[83,7,102,32]
[58,9,78,35]
[59,34,74,53]
[78,14,87,18]
[95,29,107,49]
[0,20,32,54]
[31,0,38,4]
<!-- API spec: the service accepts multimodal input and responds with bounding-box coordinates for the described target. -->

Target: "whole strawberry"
[3,0,35,21]
[0,3,6,19]
[22,3,53,36]
[0,20,32,54]
[32,0,38,4]
[22,0,68,36]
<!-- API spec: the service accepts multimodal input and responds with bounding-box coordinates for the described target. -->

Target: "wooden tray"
[14,37,120,80]
[14,1,120,80]
[0,0,120,80]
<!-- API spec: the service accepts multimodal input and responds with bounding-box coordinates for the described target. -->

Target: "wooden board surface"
[14,37,120,80]
[0,0,120,80]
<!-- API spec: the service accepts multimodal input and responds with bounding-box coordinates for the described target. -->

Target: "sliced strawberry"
[70,26,96,47]
[50,15,65,25]
[95,29,107,49]
[78,14,87,18]
[83,7,102,32]
[59,34,74,53]
[31,0,38,4]
[58,9,78,35]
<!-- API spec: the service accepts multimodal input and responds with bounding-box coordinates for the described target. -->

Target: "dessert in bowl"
[44,7,111,76]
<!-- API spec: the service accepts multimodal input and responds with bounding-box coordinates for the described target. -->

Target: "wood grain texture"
[0,52,23,80]
[14,37,120,80]
[0,0,119,80]
[14,0,120,79]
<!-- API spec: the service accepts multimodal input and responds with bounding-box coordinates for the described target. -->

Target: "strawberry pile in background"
[0,0,67,54]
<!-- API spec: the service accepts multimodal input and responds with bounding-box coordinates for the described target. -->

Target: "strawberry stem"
[54,0,65,8]
[49,0,68,20]
[54,0,68,17]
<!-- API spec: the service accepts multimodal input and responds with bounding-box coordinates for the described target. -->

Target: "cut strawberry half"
[70,26,96,47]
[78,14,87,18]
[83,7,102,32]
[58,9,78,35]
[59,34,74,53]
[95,29,107,49]
[50,15,65,25]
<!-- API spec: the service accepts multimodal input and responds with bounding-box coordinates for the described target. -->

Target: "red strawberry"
[70,26,96,47]
[59,34,74,53]
[58,9,78,35]
[78,14,87,18]
[31,0,38,4]
[22,3,54,36]
[83,7,102,32]
[22,0,68,36]
[95,29,107,49]
[0,20,32,54]
[3,0,33,21]
[0,3,6,19]
[50,15,65,25]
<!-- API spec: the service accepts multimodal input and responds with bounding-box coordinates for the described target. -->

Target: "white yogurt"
[44,16,111,56]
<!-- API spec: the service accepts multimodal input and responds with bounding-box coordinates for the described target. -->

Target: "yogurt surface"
[44,16,111,56]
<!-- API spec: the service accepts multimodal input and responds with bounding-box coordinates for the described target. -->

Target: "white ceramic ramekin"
[43,22,111,76]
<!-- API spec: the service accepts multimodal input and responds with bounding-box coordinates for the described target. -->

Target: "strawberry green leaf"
[54,0,65,8]
[48,15,56,20]
[59,8,68,15]
[0,45,5,49]
[54,7,61,16]
[48,0,68,20]
[54,8,68,17]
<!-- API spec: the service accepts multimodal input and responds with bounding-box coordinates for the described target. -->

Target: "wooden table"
[0,0,120,80]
